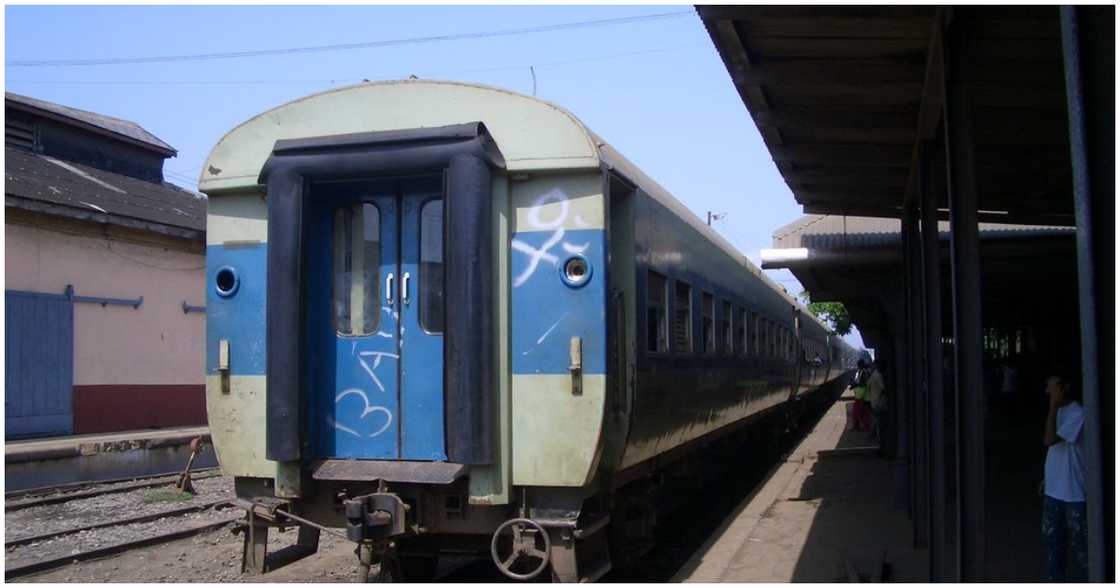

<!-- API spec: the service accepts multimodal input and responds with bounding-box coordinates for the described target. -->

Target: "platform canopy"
[698,6,1077,226]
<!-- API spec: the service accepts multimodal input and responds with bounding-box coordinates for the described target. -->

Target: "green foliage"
[798,292,853,336]
[142,488,194,503]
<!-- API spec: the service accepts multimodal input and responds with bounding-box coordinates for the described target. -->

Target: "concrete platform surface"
[674,399,927,582]
[5,426,214,491]
[6,426,209,458]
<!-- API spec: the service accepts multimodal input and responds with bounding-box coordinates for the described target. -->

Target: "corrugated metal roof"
[6,92,177,156]
[773,214,1073,250]
[5,146,204,234]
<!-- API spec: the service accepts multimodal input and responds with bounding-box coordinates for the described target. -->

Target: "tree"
[798,291,853,336]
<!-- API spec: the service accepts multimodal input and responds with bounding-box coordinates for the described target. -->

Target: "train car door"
[306,176,447,461]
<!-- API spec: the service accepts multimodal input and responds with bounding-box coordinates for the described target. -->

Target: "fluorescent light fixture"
[760,247,810,263]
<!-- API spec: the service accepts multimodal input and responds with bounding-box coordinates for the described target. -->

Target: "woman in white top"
[1040,374,1087,581]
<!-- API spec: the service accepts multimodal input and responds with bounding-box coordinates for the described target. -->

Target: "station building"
[4,92,207,438]
[698,5,1114,582]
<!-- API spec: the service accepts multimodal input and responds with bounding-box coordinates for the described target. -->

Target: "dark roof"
[5,146,205,237]
[6,92,177,156]
[698,6,1077,226]
[772,214,1073,250]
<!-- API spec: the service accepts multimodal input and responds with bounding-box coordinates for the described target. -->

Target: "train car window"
[646,271,668,353]
[419,199,444,333]
[736,307,747,356]
[673,281,692,353]
[701,292,715,354]
[332,203,380,336]
[752,313,760,357]
[768,321,776,358]
[721,300,733,354]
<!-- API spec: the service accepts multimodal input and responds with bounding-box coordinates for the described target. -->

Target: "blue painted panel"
[511,228,607,375]
[307,190,402,459]
[399,188,447,461]
[206,244,267,376]
[6,290,73,438]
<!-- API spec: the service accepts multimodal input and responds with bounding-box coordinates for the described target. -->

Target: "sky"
[5,4,865,349]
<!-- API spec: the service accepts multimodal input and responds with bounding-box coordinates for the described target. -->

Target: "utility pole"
[707,211,727,226]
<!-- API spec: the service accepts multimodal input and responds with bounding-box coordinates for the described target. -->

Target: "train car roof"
[200,79,839,339]
[593,136,836,336]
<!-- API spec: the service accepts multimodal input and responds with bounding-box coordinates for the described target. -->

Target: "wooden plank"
[754,107,918,131]
[736,16,932,39]
[746,36,928,61]
[782,167,909,187]
[779,126,913,145]
[798,189,904,205]
[771,144,911,166]
[766,85,922,107]
[699,6,935,21]
[733,61,924,86]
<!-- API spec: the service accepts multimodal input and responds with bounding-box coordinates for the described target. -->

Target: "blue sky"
[6,4,865,349]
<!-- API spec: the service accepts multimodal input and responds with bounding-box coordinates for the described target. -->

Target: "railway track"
[6,469,222,511]
[5,508,242,580]
[5,468,238,580]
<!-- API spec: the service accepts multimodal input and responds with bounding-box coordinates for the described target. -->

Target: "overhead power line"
[8,10,694,68]
[9,43,707,86]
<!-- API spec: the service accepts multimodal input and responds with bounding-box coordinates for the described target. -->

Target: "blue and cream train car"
[200,80,858,581]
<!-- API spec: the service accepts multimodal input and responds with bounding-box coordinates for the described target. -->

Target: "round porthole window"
[560,255,592,288]
[214,266,240,297]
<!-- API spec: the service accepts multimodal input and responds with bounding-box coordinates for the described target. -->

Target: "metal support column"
[1060,6,1115,581]
[943,12,986,581]
[905,196,928,550]
[921,141,947,581]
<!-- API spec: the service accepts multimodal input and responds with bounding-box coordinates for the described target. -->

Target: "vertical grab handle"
[219,339,231,394]
[569,336,583,396]
[386,273,395,304]
[402,272,411,305]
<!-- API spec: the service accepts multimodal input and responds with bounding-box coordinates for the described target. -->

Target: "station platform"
[675,398,928,582]
[4,426,215,491]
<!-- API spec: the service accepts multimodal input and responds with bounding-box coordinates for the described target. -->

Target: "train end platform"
[675,398,928,582]
[5,426,216,492]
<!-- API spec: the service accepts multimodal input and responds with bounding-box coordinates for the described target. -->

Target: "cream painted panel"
[207,192,268,245]
[5,222,204,386]
[512,374,605,487]
[511,174,604,232]
[201,80,599,193]
[205,375,275,478]
[469,177,512,505]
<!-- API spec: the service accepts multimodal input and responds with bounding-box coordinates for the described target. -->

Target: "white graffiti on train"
[329,349,398,439]
[332,387,393,438]
[511,188,590,288]
[357,350,398,394]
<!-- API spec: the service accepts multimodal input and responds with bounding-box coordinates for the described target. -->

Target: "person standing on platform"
[1039,374,1088,581]
[867,360,886,443]
[849,359,872,432]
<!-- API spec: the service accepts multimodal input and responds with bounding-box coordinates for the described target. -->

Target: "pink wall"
[6,221,205,387]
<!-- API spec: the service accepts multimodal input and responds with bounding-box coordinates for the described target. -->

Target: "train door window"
[332,203,380,336]
[419,199,444,333]
[701,292,715,354]
[673,281,692,353]
[721,300,733,354]
[736,307,747,356]
[646,270,668,353]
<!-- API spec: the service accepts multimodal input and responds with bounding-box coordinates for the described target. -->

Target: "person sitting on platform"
[1039,373,1088,582]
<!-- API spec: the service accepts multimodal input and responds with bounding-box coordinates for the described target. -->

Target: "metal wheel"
[490,518,551,581]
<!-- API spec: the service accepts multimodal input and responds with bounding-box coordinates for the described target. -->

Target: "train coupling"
[343,491,410,542]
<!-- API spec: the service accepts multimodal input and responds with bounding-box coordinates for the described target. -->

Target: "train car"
[200,80,858,582]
